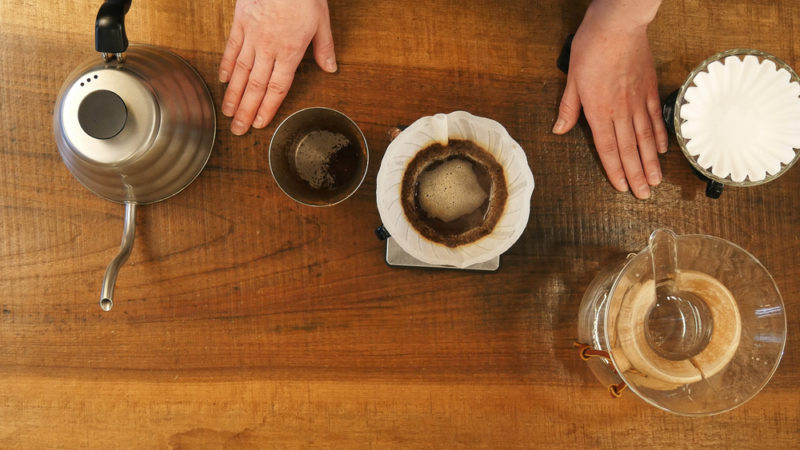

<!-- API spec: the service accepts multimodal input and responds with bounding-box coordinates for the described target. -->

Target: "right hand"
[553,0,668,199]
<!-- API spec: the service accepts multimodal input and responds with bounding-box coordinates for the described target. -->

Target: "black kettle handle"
[95,0,132,54]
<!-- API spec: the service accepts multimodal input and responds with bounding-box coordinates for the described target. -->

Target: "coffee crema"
[291,130,361,191]
[401,139,507,247]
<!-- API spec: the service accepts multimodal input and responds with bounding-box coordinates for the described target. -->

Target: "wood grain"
[1,0,799,448]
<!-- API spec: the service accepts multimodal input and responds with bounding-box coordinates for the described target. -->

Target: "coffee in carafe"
[576,229,786,415]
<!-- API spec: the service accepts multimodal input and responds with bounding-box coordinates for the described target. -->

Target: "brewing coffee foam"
[293,130,351,189]
[376,111,535,268]
[400,139,506,248]
[417,159,488,222]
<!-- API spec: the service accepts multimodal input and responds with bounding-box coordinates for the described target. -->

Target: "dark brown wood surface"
[1,0,799,447]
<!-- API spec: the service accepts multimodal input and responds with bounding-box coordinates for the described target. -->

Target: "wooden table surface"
[2,0,799,448]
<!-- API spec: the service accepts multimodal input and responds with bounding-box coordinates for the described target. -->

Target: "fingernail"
[650,170,662,186]
[253,115,265,128]
[618,179,629,192]
[231,120,247,135]
[326,57,338,73]
[637,184,651,199]
[222,102,235,117]
[658,142,668,153]
[219,70,229,82]
[552,118,566,134]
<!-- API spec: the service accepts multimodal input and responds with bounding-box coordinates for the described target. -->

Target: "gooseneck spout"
[100,202,136,311]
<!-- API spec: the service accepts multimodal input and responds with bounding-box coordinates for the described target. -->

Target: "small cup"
[269,107,369,206]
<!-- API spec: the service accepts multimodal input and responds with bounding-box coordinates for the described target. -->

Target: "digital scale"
[377,227,500,272]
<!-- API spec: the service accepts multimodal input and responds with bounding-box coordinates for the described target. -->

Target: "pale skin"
[219,0,336,136]
[553,0,668,199]
[221,0,667,200]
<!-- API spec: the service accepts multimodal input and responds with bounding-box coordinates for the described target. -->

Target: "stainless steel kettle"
[54,0,216,311]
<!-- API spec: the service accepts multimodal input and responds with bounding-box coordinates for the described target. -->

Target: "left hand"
[219,0,337,135]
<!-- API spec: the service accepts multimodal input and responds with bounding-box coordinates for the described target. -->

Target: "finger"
[312,13,337,72]
[614,118,651,199]
[219,22,244,83]
[588,119,629,192]
[553,78,581,134]
[253,60,298,128]
[231,54,275,135]
[647,91,669,154]
[221,44,255,118]
[632,110,662,186]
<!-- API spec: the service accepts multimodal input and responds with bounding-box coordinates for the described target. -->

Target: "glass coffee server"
[576,229,786,416]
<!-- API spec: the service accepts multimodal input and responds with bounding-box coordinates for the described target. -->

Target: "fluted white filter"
[680,55,800,182]
[376,111,534,268]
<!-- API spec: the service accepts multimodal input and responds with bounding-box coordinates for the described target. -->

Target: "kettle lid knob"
[78,89,128,140]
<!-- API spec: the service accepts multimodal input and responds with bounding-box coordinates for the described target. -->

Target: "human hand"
[219,0,336,135]
[553,0,667,199]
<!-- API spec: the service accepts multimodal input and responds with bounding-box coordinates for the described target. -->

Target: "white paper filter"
[376,111,534,268]
[679,54,800,183]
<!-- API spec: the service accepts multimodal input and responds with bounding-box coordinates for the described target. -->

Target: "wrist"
[585,0,662,32]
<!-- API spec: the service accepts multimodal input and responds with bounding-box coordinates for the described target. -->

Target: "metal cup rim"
[268,107,369,207]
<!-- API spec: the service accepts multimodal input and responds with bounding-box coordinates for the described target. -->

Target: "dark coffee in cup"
[401,139,507,247]
[291,130,361,191]
[269,108,368,206]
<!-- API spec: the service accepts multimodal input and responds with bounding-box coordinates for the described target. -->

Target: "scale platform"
[383,236,500,272]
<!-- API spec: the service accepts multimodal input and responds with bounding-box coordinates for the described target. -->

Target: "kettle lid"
[56,63,159,165]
